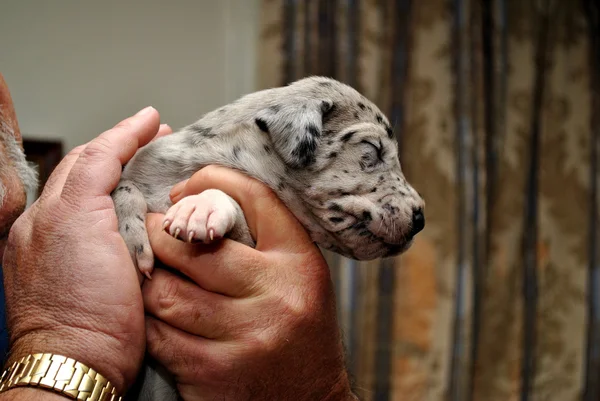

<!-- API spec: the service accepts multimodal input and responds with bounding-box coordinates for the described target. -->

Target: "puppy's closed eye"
[360,140,383,163]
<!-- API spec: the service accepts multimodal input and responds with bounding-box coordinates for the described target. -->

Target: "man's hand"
[1,107,172,394]
[143,165,356,401]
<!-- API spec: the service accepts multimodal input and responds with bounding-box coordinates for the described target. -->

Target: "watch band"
[0,353,122,401]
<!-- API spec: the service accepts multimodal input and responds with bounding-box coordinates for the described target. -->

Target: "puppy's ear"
[255,98,333,168]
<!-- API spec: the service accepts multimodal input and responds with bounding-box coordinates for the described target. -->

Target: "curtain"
[257,1,599,400]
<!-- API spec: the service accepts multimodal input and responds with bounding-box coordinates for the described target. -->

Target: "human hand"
[1,107,172,394]
[142,165,357,401]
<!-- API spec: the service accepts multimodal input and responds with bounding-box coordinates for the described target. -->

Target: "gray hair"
[0,115,38,209]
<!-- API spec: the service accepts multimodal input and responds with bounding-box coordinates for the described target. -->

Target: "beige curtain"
[257,1,599,400]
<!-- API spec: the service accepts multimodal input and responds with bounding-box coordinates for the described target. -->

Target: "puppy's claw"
[188,231,195,243]
[209,228,214,241]
[144,271,152,280]
[173,228,180,239]
[162,220,170,231]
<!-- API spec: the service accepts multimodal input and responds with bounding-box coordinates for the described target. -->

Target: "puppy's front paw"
[163,190,238,244]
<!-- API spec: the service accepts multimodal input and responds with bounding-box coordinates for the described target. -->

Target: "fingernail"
[170,179,189,200]
[159,123,171,130]
[136,106,154,116]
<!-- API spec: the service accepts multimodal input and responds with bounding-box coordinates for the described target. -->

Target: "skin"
[143,166,357,400]
[0,73,27,260]
[0,105,356,400]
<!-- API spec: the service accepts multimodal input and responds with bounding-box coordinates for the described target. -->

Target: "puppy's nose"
[411,209,425,236]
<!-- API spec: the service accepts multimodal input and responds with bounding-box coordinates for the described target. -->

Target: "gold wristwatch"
[0,353,122,400]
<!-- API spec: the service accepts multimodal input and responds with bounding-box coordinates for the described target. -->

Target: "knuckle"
[156,276,180,311]
[112,119,134,133]
[80,136,113,159]
[243,330,279,357]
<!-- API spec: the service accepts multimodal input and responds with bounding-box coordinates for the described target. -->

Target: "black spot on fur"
[136,215,144,222]
[255,118,269,133]
[354,112,359,119]
[341,131,356,142]
[363,211,372,221]
[291,138,317,167]
[333,175,339,179]
[329,217,344,223]
[329,203,343,212]
[269,105,281,113]
[191,125,215,138]
[379,175,385,181]
[135,245,144,255]
[277,182,286,191]
[307,124,320,137]
[321,100,333,113]
[341,192,351,196]
[285,122,293,130]
[351,221,367,230]
[383,203,399,215]
[359,230,371,237]
[232,145,241,160]
[115,186,131,194]
[386,125,394,138]
[187,125,216,146]
[371,187,377,193]
[218,107,227,114]
[125,224,130,232]
[327,140,334,145]
[322,103,337,123]
[264,144,272,154]
[358,102,366,110]
[376,114,383,124]
[392,186,397,191]
[343,170,349,174]
[319,81,333,87]
[328,152,338,158]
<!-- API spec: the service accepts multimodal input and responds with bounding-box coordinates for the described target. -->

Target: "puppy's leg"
[163,189,255,247]
[112,180,154,280]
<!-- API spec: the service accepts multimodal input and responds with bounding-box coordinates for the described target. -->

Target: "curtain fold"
[258,1,598,399]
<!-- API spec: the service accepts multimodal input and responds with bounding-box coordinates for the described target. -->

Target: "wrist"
[6,325,140,394]
[0,387,70,400]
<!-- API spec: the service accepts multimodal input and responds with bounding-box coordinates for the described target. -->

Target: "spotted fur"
[114,76,425,401]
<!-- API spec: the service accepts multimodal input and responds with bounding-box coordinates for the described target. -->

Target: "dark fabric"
[258,0,600,399]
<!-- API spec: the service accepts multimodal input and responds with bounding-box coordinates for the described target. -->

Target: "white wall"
[0,0,260,151]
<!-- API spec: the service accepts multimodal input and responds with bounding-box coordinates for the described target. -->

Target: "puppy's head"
[255,77,425,260]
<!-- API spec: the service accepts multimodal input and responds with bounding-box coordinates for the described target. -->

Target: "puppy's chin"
[328,238,414,261]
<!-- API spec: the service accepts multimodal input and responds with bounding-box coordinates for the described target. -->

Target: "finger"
[142,267,245,339]
[63,106,161,197]
[38,144,87,199]
[169,165,313,253]
[145,316,236,385]
[146,213,265,297]
[151,123,173,142]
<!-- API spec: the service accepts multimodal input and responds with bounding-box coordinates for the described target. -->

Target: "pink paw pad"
[162,190,237,244]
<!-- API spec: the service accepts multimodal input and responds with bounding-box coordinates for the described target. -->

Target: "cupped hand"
[1,107,172,393]
[142,165,356,401]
